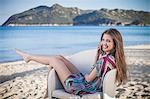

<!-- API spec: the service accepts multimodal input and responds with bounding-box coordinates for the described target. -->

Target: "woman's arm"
[85,67,97,82]
[85,43,103,82]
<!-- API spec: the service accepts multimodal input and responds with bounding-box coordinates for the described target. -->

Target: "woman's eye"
[106,39,111,42]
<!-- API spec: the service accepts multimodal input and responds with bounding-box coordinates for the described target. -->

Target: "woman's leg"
[15,49,80,73]
[56,55,80,74]
[15,49,79,84]
[44,58,74,98]
[15,49,54,65]
[48,57,73,84]
[15,49,80,98]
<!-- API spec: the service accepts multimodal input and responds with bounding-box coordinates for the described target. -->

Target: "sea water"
[0,26,150,62]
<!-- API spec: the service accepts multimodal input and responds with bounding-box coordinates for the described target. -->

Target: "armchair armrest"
[48,69,63,98]
[103,69,117,99]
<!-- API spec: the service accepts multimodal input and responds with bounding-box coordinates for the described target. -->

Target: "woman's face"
[100,34,114,54]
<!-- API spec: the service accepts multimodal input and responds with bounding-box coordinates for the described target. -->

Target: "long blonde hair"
[98,28,127,85]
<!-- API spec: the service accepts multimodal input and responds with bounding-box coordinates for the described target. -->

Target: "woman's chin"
[103,50,110,54]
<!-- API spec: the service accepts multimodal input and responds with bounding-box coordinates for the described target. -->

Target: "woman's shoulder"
[96,53,115,63]
[107,54,116,68]
[108,54,115,62]
[100,54,116,65]
[101,53,115,60]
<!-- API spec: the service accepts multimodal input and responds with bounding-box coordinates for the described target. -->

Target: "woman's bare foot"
[15,49,31,63]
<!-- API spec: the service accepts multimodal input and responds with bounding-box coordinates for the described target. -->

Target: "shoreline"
[0,44,150,99]
[125,44,150,49]
[0,44,150,64]
[1,25,150,27]
[3,23,150,27]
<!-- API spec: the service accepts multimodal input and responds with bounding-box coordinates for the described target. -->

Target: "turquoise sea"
[0,26,150,63]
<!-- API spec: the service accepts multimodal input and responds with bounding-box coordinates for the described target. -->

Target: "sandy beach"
[0,44,150,99]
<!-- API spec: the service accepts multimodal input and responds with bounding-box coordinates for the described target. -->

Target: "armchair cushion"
[53,90,102,99]
[52,89,80,99]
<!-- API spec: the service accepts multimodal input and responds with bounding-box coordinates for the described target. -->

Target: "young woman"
[15,28,127,96]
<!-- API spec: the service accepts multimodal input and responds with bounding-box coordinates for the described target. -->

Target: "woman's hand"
[95,43,101,62]
[85,74,90,82]
[96,43,101,55]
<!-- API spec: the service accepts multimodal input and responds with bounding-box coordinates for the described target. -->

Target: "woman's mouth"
[103,45,108,49]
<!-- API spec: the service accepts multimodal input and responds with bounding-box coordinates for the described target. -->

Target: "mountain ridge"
[2,4,150,26]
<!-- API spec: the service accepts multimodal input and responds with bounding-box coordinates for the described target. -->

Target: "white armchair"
[48,49,117,99]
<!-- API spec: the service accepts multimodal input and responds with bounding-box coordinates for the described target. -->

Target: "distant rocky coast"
[2,4,150,26]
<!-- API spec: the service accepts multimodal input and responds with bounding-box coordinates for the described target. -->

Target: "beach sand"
[0,44,150,99]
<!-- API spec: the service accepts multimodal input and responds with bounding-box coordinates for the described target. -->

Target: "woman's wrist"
[85,74,90,82]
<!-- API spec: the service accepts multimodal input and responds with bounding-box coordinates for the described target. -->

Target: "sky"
[0,0,149,25]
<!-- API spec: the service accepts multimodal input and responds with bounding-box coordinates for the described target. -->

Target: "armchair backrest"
[67,49,96,74]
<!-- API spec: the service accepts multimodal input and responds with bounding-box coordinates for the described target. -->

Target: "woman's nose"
[102,41,107,45]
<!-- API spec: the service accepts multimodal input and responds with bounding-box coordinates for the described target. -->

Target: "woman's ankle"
[24,55,31,63]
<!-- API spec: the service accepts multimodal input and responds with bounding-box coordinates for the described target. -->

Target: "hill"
[2,4,150,26]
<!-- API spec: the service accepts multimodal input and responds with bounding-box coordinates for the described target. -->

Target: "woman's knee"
[55,55,64,60]
[48,57,59,64]
[48,55,65,66]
